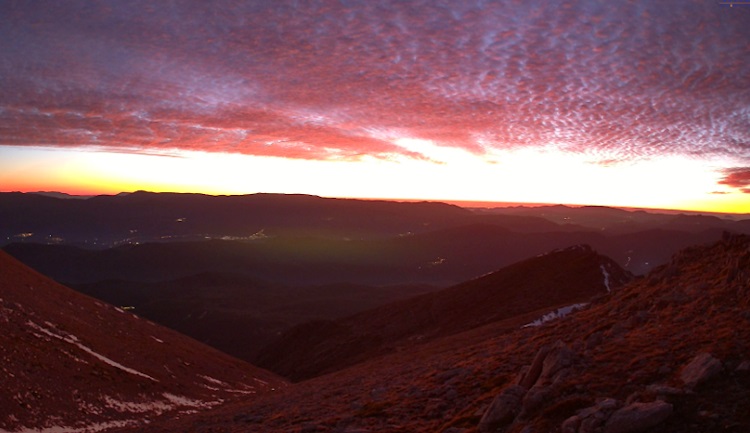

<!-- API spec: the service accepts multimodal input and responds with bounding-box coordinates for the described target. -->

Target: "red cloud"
[718,168,750,194]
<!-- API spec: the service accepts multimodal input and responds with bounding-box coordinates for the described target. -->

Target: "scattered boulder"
[478,385,527,433]
[514,365,530,386]
[516,341,577,390]
[480,341,579,431]
[538,340,577,385]
[519,385,550,418]
[680,352,722,389]
[561,415,581,433]
[645,384,685,397]
[579,415,606,433]
[603,401,673,433]
[518,345,550,389]
[565,398,619,433]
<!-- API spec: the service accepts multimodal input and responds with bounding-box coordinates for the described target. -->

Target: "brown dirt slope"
[128,232,750,433]
[0,251,286,432]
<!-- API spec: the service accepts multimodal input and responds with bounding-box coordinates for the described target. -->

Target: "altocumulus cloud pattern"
[1,0,749,186]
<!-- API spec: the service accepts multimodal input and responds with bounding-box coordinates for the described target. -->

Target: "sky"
[1,0,749,213]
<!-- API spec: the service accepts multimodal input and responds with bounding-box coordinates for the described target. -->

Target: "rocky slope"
[0,251,286,432]
[125,232,750,433]
[256,244,632,381]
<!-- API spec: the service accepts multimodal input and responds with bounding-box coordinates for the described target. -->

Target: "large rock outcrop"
[603,401,673,433]
[680,352,723,389]
[478,385,527,432]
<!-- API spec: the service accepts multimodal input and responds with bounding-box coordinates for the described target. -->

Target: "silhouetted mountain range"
[5,191,745,246]
[0,191,478,247]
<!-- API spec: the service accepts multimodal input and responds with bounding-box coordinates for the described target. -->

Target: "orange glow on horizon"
[0,145,748,215]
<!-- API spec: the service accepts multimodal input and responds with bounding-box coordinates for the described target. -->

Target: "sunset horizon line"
[4,188,748,217]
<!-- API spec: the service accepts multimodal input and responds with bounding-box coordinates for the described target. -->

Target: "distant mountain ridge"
[4,191,747,250]
[0,191,477,247]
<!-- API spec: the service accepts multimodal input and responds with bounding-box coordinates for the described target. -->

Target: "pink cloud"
[1,0,748,167]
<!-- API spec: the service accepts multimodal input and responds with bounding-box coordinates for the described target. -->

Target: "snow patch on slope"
[0,419,140,433]
[26,320,158,382]
[199,374,229,386]
[522,303,588,328]
[103,395,173,414]
[198,375,257,395]
[162,393,207,408]
[600,264,612,292]
[105,392,219,413]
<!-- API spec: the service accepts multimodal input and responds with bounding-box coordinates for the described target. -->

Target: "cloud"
[719,167,750,194]
[1,0,749,165]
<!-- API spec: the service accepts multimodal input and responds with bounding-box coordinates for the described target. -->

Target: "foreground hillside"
[0,252,286,432]
[256,245,632,381]
[128,233,750,432]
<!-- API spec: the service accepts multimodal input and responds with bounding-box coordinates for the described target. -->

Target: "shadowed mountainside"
[3,224,724,287]
[0,251,286,432]
[123,233,750,433]
[3,193,746,251]
[3,192,746,280]
[255,245,632,381]
[73,275,437,361]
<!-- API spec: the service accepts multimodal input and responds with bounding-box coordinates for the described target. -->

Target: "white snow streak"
[600,264,612,292]
[161,393,205,407]
[0,419,139,433]
[26,321,158,382]
[198,375,228,386]
[103,395,173,414]
[198,375,256,394]
[522,303,588,328]
[103,393,213,415]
